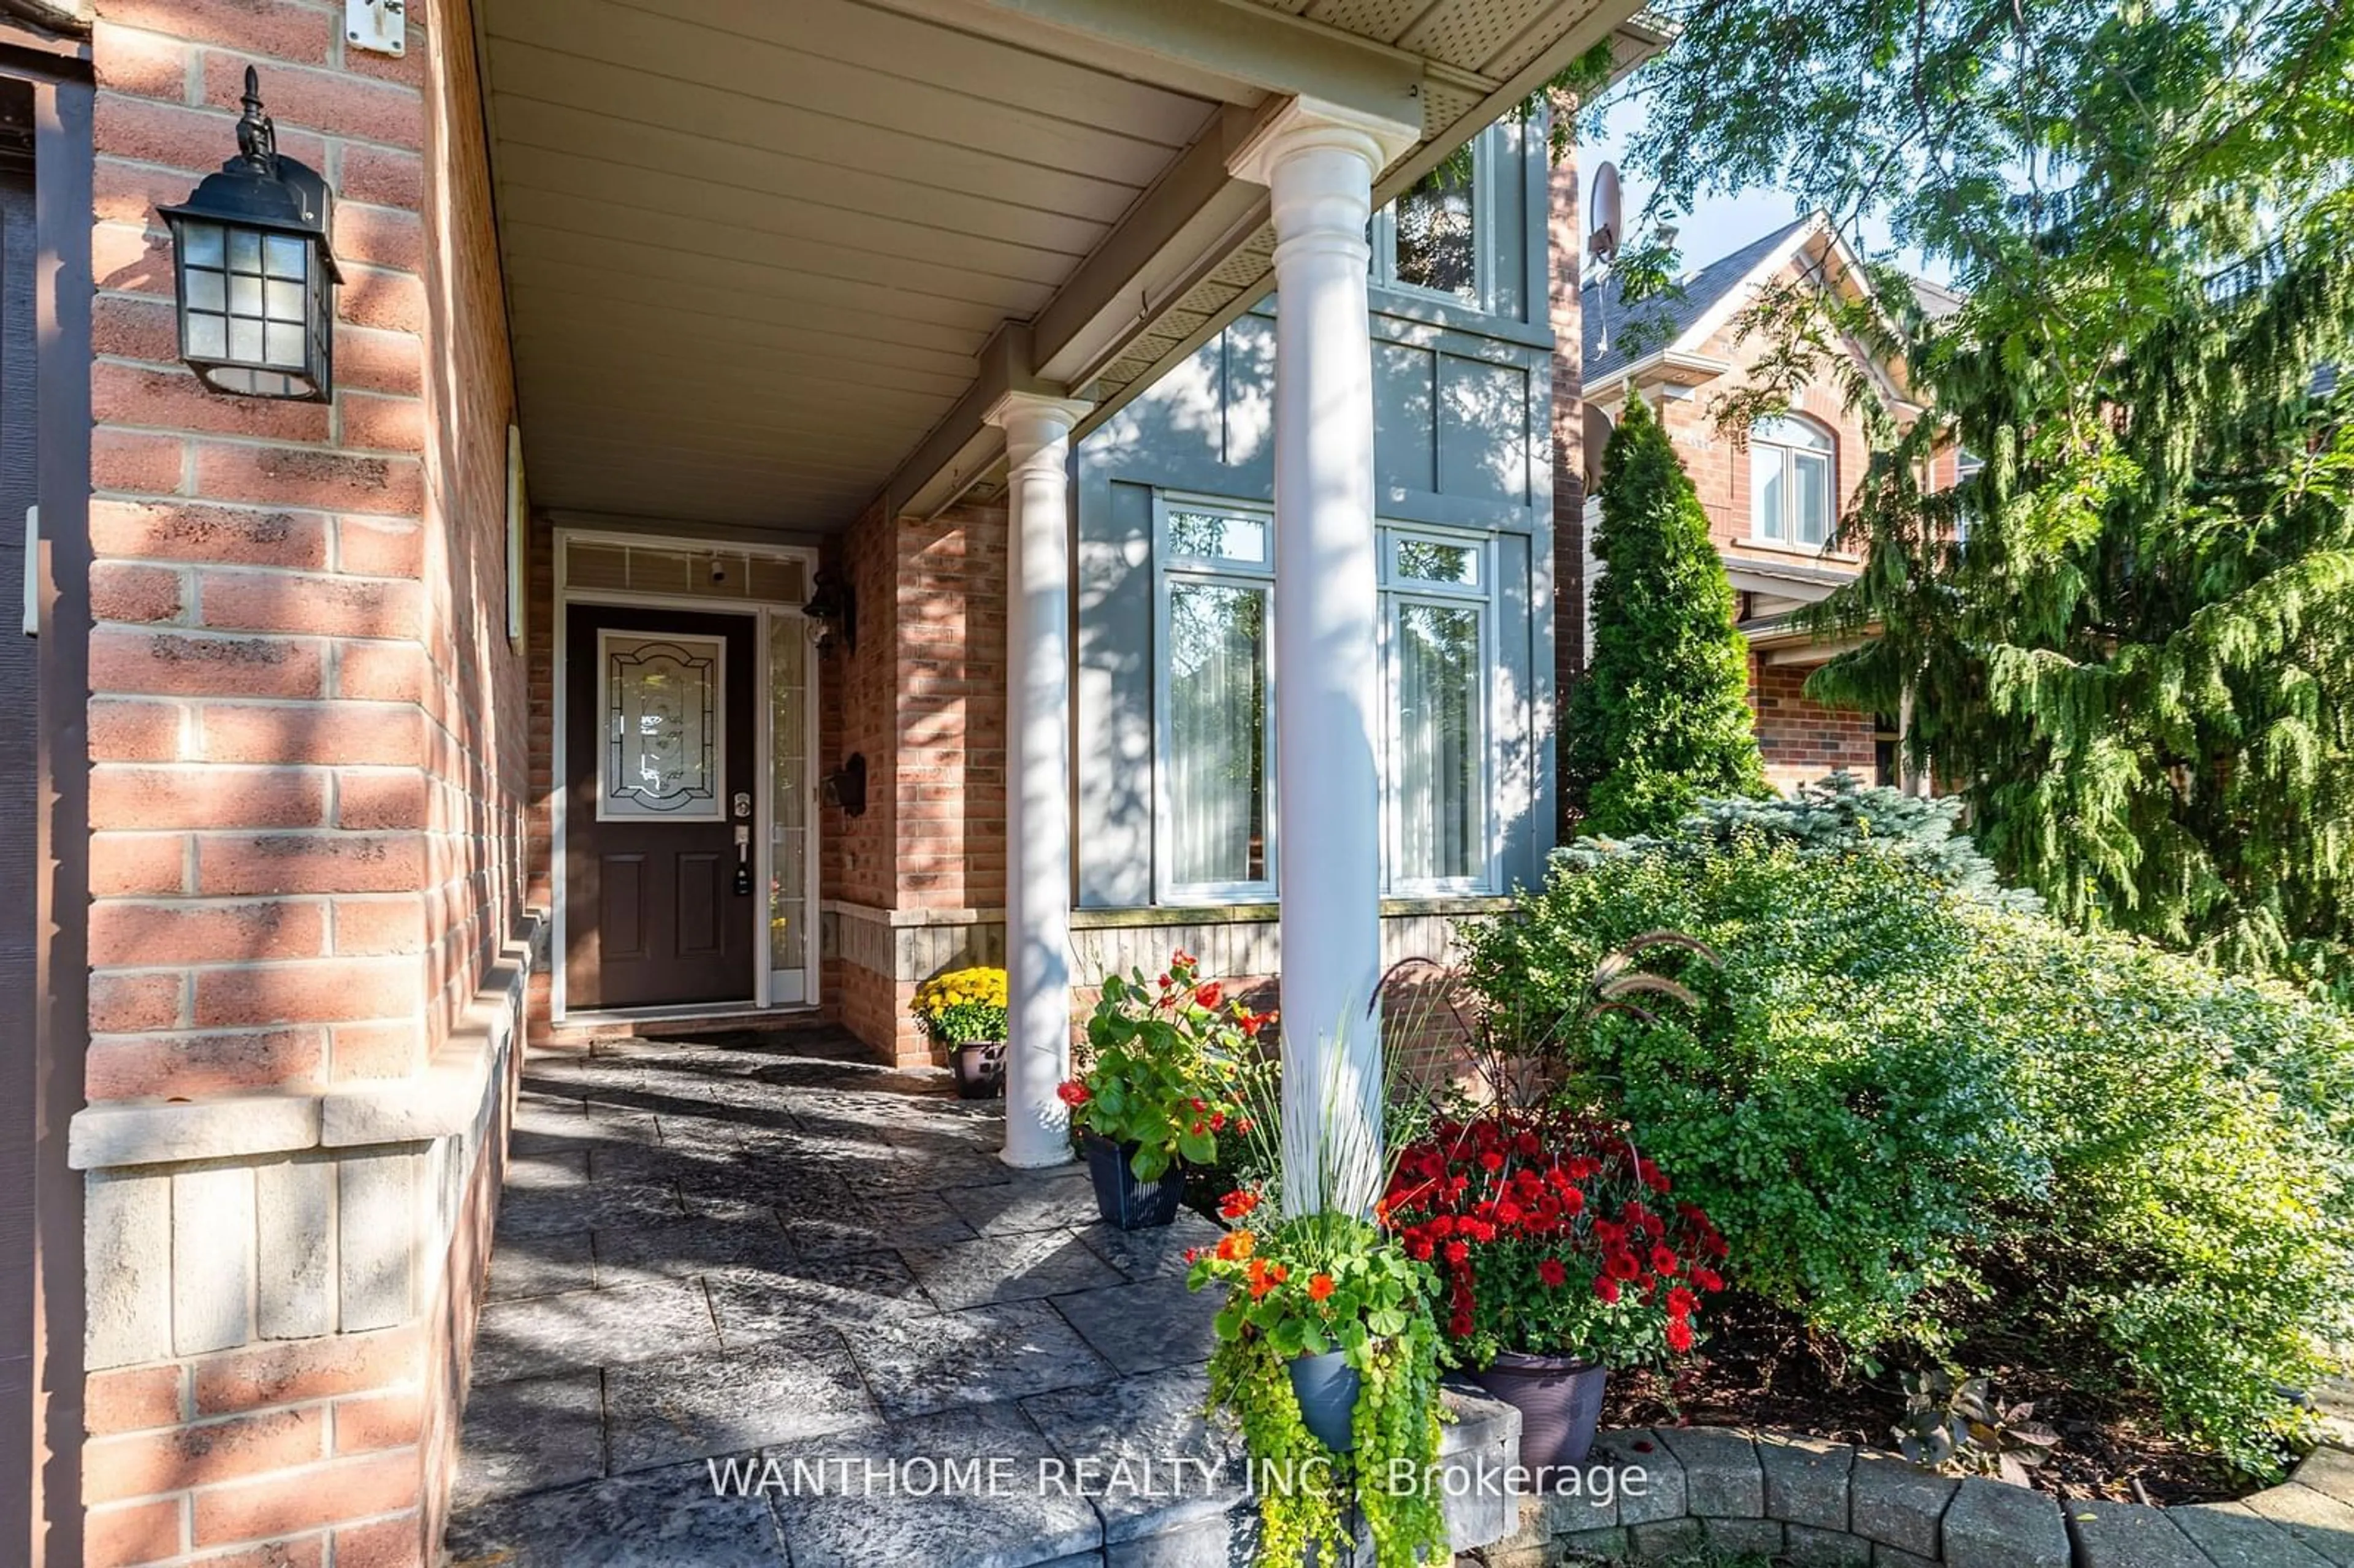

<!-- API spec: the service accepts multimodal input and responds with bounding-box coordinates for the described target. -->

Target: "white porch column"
[1230,98,1419,1216]
[986,390,1092,1168]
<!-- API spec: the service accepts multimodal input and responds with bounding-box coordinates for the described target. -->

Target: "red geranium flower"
[1307,1273,1335,1302]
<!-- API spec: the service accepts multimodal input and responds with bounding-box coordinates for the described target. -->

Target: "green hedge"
[1464,834,2354,1475]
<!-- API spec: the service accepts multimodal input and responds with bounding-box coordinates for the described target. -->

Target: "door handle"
[733,825,753,896]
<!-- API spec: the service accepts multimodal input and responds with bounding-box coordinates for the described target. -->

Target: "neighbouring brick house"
[1559,211,1965,793]
[0,1,1667,1562]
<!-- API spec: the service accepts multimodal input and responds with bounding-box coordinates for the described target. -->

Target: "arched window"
[1750,414,1834,548]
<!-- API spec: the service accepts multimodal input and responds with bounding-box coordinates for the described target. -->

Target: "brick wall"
[1750,655,1879,791]
[820,498,1010,1065]
[79,1,528,1562]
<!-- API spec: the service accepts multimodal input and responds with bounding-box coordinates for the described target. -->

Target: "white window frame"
[1379,525,1501,896]
[1373,129,1494,312]
[1749,414,1836,550]
[1151,493,1279,905]
[1952,447,1984,548]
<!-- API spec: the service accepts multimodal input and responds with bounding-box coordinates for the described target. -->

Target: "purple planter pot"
[1471,1352,1608,1469]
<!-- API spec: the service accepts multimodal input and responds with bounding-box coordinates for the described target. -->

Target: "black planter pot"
[950,1040,1005,1100]
[1287,1349,1360,1453]
[1080,1132,1184,1230]
[1471,1352,1608,1469]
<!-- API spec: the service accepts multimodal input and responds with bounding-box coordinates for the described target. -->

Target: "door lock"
[733,825,753,896]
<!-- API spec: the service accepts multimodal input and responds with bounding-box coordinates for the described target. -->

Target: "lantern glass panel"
[264,234,306,279]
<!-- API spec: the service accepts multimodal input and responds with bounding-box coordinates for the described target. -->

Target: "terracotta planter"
[950,1040,1005,1100]
[1287,1349,1360,1452]
[1471,1352,1608,1469]
[1080,1132,1183,1230]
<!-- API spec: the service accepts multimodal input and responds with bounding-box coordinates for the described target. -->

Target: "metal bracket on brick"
[346,0,405,57]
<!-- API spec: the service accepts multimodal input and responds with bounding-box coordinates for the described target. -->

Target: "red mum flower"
[1691,1266,1724,1293]
[1594,1275,1621,1304]
[1606,1250,1640,1281]
[1651,1245,1681,1276]
[1407,1235,1434,1262]
[1056,1081,1091,1108]
[1666,1317,1694,1353]
[1538,1258,1567,1288]
[1479,1149,1504,1173]
[1560,1187,1586,1216]
[1667,1286,1699,1317]
[1444,1240,1469,1266]
[1449,1312,1474,1337]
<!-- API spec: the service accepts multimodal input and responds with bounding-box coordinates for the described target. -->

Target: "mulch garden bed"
[1596,1296,2263,1506]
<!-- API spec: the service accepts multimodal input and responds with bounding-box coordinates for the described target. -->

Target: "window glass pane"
[229,273,262,316]
[1752,445,1786,540]
[186,312,226,359]
[1167,582,1268,888]
[1753,414,1830,451]
[228,316,263,363]
[185,268,225,313]
[1391,166,1476,300]
[228,227,262,273]
[263,322,305,367]
[1394,602,1484,884]
[1167,508,1265,564]
[1793,452,1830,546]
[1396,538,1479,587]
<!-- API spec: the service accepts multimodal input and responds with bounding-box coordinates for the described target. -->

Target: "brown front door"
[566,603,757,1010]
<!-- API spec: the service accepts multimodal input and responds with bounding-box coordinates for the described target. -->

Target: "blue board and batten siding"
[1073,118,1558,911]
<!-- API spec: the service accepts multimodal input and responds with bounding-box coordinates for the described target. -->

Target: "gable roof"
[1581,215,1811,383]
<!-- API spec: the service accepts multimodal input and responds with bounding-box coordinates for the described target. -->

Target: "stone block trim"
[1522,1424,2354,1567]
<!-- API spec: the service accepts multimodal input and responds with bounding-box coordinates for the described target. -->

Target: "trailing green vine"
[1192,1205,1448,1565]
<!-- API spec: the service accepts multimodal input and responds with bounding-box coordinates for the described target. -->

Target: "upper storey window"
[1374,132,1490,309]
[1750,414,1835,549]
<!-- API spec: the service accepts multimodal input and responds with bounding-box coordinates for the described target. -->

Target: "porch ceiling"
[478,0,1661,533]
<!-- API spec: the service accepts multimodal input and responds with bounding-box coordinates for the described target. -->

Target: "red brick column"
[78,2,527,1564]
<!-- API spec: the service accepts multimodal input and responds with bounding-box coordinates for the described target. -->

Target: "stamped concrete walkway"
[442,1024,1243,1568]
[446,1025,2354,1568]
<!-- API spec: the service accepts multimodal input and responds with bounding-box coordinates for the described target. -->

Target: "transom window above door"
[1750,414,1835,549]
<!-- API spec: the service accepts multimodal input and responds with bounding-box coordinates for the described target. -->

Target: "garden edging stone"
[1524,1423,2354,1567]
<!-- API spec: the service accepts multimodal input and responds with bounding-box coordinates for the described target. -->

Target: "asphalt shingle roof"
[1580,216,1811,384]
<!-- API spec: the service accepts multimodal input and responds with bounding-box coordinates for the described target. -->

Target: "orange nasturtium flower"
[1216,1229,1255,1262]
[1306,1273,1336,1302]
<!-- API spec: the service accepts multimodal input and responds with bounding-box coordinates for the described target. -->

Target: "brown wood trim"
[26,64,88,1568]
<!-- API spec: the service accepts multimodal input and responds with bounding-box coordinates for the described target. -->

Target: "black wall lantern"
[820,753,868,816]
[159,67,342,402]
[802,568,856,655]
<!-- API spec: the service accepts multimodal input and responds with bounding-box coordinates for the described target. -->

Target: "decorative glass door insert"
[598,631,725,821]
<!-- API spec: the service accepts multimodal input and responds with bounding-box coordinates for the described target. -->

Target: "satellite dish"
[1588,162,1622,264]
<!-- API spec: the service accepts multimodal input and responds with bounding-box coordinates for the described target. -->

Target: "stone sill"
[68,911,547,1172]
